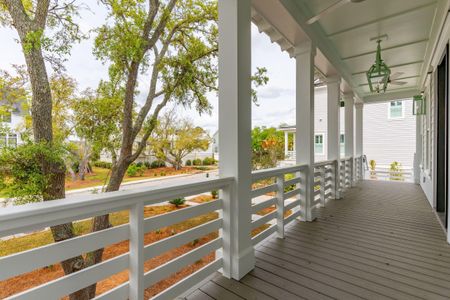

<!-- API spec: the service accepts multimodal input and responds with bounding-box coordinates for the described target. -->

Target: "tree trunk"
[24,47,91,300]
[86,157,131,296]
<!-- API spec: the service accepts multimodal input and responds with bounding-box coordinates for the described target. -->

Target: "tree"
[0,1,90,299]
[252,126,285,170]
[0,65,30,136]
[88,0,268,277]
[150,111,210,170]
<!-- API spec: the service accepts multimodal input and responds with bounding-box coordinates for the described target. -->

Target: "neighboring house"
[278,86,416,176]
[0,101,25,148]
[279,86,345,164]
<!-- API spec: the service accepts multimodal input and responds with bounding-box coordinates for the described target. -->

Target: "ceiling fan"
[386,72,407,86]
[306,0,367,25]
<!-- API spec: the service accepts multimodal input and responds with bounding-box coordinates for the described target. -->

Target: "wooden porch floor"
[183,180,450,300]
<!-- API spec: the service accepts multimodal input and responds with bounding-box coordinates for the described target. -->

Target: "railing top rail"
[313,159,337,168]
[251,164,307,181]
[340,156,353,161]
[0,177,233,237]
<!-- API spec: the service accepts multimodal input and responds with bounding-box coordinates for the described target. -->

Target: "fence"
[0,156,361,299]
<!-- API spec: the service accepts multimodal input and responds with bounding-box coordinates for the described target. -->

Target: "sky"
[0,3,297,135]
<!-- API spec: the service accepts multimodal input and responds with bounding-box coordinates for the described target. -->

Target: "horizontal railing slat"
[144,238,222,288]
[144,219,222,261]
[151,259,223,300]
[144,199,222,233]
[252,164,307,181]
[0,177,233,238]
[284,210,301,225]
[0,224,129,281]
[251,184,277,198]
[93,282,129,300]
[8,254,128,300]
[251,197,277,214]
[251,211,277,230]
[283,188,300,200]
[285,200,301,211]
[284,177,301,186]
[252,224,276,246]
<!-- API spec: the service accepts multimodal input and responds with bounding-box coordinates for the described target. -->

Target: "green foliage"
[150,112,210,170]
[93,161,113,169]
[389,161,404,181]
[202,157,215,165]
[144,161,151,169]
[284,173,296,193]
[127,164,145,177]
[1,1,86,70]
[0,141,65,204]
[252,127,285,170]
[185,159,192,166]
[150,160,166,169]
[169,197,186,207]
[192,158,202,166]
[194,166,208,171]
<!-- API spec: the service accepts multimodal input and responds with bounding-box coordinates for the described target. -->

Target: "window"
[340,134,345,155]
[0,111,12,123]
[8,134,17,148]
[314,134,324,155]
[389,101,404,119]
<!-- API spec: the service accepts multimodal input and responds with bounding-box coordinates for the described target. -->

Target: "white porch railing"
[366,166,414,182]
[0,157,363,299]
[250,164,306,244]
[0,178,233,300]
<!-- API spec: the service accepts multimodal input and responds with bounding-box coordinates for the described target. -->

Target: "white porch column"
[344,93,355,186]
[414,115,422,184]
[218,0,254,279]
[284,131,288,157]
[295,41,316,222]
[355,102,364,181]
[326,76,341,199]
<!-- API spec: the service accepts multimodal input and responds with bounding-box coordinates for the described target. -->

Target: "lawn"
[64,166,210,191]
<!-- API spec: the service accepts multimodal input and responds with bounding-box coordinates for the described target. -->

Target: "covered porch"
[1,0,450,299]
[185,180,450,300]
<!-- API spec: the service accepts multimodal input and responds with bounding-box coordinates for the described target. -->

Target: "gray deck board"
[187,181,450,299]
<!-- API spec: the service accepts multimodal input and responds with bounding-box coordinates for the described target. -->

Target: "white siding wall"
[363,99,416,168]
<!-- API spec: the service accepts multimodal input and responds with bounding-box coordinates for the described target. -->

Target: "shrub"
[169,197,186,207]
[192,158,202,166]
[202,157,215,165]
[185,159,192,166]
[127,164,145,177]
[150,160,166,169]
[144,161,151,169]
[194,166,209,171]
[93,161,113,169]
[136,162,143,167]
[389,161,404,181]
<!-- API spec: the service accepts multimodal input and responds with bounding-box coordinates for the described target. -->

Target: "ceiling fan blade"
[390,72,404,80]
[306,0,350,25]
[390,81,407,86]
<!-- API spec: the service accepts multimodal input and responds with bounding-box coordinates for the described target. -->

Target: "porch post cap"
[293,40,316,57]
[325,75,341,84]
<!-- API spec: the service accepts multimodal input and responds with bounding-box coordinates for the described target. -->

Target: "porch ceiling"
[252,0,449,102]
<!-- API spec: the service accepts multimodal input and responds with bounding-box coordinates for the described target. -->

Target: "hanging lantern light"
[413,94,426,115]
[366,40,391,93]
